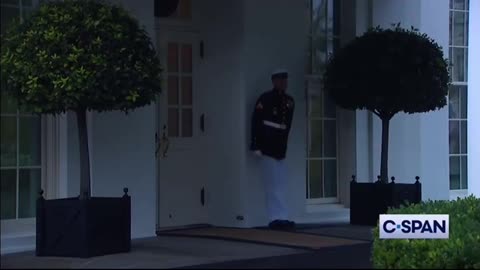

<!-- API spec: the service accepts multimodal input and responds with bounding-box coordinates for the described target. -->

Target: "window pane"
[460,86,467,119]
[1,82,17,114]
[324,120,336,157]
[449,11,453,46]
[449,156,460,190]
[1,116,17,167]
[18,168,41,218]
[453,0,466,10]
[19,116,41,166]
[0,6,19,35]
[310,93,322,117]
[168,76,179,105]
[306,36,313,74]
[449,47,454,79]
[181,108,192,137]
[448,85,459,118]
[1,0,20,5]
[306,0,312,33]
[177,0,192,19]
[465,48,468,82]
[452,47,465,82]
[460,120,467,154]
[309,120,323,157]
[312,36,327,73]
[168,108,179,137]
[449,121,459,154]
[312,0,327,36]
[22,6,33,19]
[181,77,192,105]
[305,160,309,198]
[461,155,468,189]
[327,0,334,36]
[181,44,192,73]
[0,169,16,220]
[308,160,323,198]
[326,38,334,62]
[465,12,469,46]
[453,11,465,46]
[324,92,336,118]
[324,160,337,197]
[167,43,178,72]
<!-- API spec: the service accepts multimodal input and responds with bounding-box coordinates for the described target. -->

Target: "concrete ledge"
[1,234,35,255]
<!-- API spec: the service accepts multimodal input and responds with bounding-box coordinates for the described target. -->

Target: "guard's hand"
[254,150,262,157]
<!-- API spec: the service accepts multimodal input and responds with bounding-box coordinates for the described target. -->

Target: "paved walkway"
[1,225,374,269]
[180,243,372,269]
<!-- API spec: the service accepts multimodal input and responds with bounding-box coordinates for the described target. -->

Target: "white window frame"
[165,43,194,139]
[305,0,341,204]
[305,76,339,204]
[448,0,469,195]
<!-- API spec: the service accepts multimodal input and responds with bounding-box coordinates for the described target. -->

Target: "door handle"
[200,114,205,132]
[155,132,160,158]
[161,125,170,158]
[156,125,170,158]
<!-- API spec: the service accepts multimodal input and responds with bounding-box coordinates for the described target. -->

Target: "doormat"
[158,227,367,250]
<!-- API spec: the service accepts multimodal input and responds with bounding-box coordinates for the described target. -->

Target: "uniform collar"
[272,88,286,96]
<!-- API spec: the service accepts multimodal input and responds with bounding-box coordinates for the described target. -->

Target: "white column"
[58,113,68,198]
[87,111,93,195]
[418,0,450,200]
[468,0,480,197]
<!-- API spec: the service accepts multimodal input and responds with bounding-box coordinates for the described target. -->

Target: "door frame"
[154,21,205,230]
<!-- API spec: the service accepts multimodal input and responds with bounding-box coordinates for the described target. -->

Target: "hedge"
[372,195,480,269]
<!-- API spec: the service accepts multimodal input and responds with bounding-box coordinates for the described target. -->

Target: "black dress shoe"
[268,220,284,230]
[285,220,296,230]
[276,220,295,231]
[269,220,296,231]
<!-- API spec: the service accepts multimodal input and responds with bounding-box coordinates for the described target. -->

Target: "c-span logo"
[379,214,449,239]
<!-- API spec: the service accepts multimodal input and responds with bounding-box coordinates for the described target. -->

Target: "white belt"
[263,120,287,130]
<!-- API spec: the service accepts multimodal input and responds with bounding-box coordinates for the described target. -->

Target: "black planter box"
[36,189,131,258]
[350,177,421,226]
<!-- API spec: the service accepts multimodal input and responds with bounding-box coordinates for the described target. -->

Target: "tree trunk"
[76,109,91,199]
[380,117,390,183]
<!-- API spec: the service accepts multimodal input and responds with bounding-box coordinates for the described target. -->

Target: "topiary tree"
[324,25,449,183]
[0,0,162,199]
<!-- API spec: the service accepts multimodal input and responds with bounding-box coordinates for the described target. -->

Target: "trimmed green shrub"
[0,0,162,199]
[323,25,449,182]
[372,195,480,269]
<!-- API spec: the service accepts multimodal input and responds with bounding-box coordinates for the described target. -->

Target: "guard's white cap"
[271,68,288,77]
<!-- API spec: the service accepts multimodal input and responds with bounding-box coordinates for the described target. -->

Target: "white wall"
[336,0,360,207]
[418,0,450,200]
[468,0,480,197]
[242,0,307,227]
[193,0,248,227]
[67,112,80,197]
[89,0,157,239]
[354,0,374,183]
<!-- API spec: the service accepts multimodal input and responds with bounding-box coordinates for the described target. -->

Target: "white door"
[155,30,207,229]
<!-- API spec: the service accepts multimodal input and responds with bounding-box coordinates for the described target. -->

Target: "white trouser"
[261,156,289,221]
